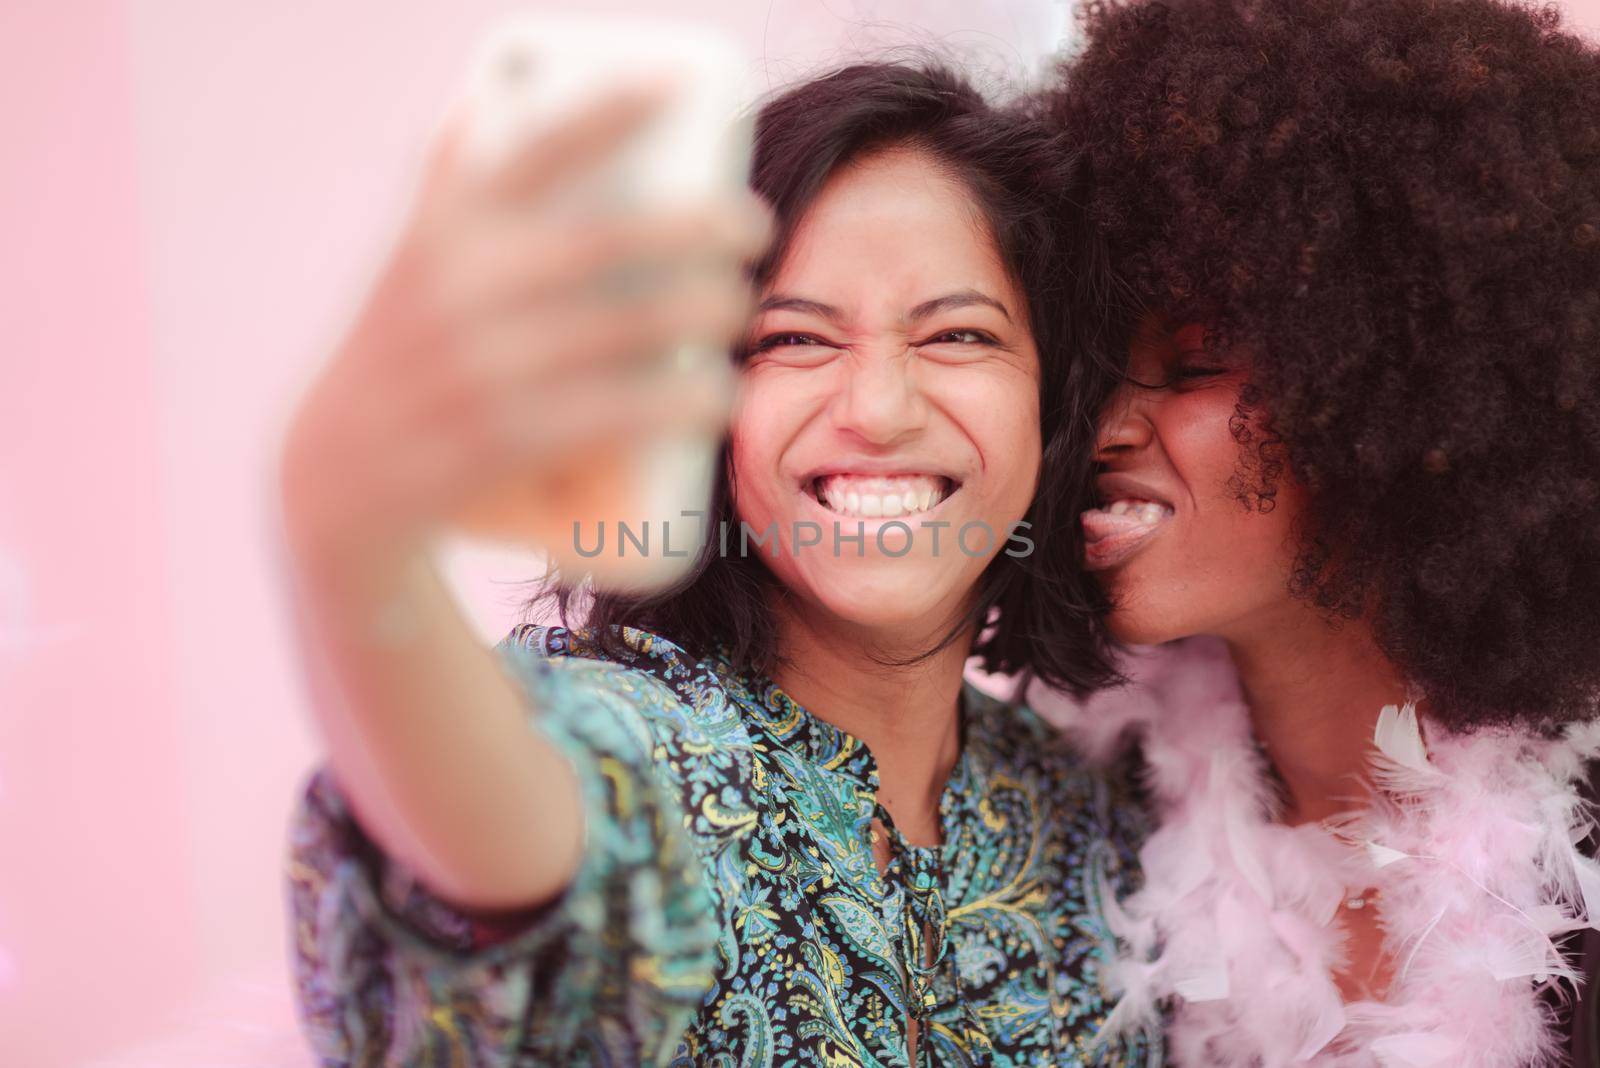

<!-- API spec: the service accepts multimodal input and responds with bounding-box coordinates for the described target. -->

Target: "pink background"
[0,1,1071,1064]
[2,1,1596,1064]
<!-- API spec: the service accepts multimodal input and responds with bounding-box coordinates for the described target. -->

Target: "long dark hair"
[528,61,1121,695]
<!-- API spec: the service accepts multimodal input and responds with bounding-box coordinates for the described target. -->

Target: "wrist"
[279,459,423,604]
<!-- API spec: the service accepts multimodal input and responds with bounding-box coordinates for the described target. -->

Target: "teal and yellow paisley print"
[288,625,1158,1065]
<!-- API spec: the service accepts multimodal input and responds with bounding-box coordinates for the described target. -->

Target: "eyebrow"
[756,289,1013,325]
[908,289,1012,324]
[756,295,845,322]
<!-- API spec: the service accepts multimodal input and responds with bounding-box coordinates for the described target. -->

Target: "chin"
[794,560,962,635]
[1106,614,1183,647]
[1101,585,1196,647]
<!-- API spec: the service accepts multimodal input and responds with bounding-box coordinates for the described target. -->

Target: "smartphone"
[448,13,754,593]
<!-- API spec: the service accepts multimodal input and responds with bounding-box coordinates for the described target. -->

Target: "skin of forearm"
[280,467,585,913]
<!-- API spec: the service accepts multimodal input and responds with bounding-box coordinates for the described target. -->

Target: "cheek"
[1123,392,1305,638]
[938,367,1042,502]
[1164,395,1282,556]
[997,405,1043,504]
[1157,391,1246,499]
[726,377,791,525]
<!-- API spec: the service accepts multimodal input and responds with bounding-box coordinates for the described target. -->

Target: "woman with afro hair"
[1032,0,1600,1064]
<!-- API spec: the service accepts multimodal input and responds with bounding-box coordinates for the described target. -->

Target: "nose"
[829,349,928,446]
[1094,383,1154,462]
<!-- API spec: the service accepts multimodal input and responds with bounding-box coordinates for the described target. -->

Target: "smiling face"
[1084,316,1307,645]
[729,145,1041,639]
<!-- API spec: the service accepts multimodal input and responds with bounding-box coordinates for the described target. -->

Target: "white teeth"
[1098,497,1172,527]
[811,474,952,518]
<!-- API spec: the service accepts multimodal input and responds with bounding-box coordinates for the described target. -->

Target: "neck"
[768,596,970,845]
[1225,605,1412,826]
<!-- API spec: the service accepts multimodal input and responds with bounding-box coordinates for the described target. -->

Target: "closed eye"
[921,329,999,346]
[745,331,841,367]
[1175,364,1228,381]
[750,332,828,352]
[1130,350,1233,389]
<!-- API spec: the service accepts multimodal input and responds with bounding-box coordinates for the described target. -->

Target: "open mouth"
[1082,497,1174,570]
[806,473,960,519]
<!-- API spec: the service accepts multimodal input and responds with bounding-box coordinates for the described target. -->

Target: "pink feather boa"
[1032,639,1600,1067]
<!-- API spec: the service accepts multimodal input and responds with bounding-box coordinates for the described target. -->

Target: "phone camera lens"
[499,50,531,84]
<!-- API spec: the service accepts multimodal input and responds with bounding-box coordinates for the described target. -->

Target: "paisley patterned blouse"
[287,625,1158,1066]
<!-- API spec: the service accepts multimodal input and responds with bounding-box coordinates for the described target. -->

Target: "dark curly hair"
[1041,0,1600,729]
[532,62,1122,695]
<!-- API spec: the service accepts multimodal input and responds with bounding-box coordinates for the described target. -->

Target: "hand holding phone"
[281,14,768,593]
[446,14,758,592]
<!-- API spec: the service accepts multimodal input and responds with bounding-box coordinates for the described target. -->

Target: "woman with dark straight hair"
[280,61,1150,1066]
[557,62,1120,694]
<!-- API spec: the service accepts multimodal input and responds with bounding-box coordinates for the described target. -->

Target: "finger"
[432,197,771,322]
[419,103,476,205]
[369,352,733,536]
[571,276,754,372]
[536,194,774,277]
[425,367,734,492]
[401,273,744,430]
[474,80,673,204]
[444,269,755,389]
